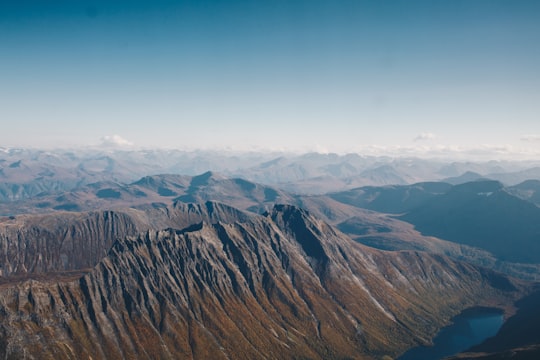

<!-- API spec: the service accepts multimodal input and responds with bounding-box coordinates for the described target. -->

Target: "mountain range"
[0,203,526,359]
[3,171,540,280]
[2,148,540,359]
[2,148,540,200]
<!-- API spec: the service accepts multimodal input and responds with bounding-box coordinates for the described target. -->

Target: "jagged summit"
[267,204,332,273]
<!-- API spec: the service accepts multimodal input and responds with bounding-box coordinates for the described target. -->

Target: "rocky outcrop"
[0,205,524,359]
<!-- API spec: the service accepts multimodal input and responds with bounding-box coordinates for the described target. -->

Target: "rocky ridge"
[0,205,525,359]
[0,201,252,279]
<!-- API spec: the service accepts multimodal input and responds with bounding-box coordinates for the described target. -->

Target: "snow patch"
[477,192,493,197]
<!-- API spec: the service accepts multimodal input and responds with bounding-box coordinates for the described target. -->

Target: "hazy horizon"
[2,1,539,159]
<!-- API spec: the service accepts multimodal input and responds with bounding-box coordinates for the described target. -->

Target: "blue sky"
[1,0,540,158]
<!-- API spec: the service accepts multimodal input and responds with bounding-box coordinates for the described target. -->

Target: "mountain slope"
[329,182,452,214]
[401,181,540,263]
[507,179,540,206]
[0,211,140,277]
[0,205,525,359]
[0,201,252,279]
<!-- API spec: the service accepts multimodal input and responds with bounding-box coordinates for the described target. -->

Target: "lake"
[398,307,504,360]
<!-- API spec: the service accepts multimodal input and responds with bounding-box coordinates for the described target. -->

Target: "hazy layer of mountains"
[1,148,540,359]
[2,147,540,200]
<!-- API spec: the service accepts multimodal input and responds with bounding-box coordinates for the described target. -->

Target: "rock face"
[0,205,523,359]
[0,211,140,277]
[0,202,252,278]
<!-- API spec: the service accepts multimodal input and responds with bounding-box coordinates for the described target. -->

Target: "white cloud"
[414,132,436,142]
[521,134,540,142]
[100,135,134,147]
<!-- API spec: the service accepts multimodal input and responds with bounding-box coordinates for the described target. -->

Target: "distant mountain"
[0,204,525,359]
[257,157,448,194]
[486,167,540,186]
[324,180,540,278]
[507,179,540,206]
[172,171,294,213]
[0,172,295,216]
[437,161,507,178]
[3,147,540,197]
[329,182,452,214]
[401,180,540,263]
[357,164,410,185]
[444,167,540,187]
[0,149,174,201]
[443,171,486,185]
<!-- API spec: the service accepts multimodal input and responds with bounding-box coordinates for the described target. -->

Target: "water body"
[398,308,504,360]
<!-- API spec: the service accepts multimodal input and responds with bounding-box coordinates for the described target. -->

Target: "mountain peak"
[268,204,331,272]
[190,171,226,186]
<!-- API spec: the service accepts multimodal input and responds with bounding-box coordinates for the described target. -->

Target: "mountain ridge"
[2,148,540,200]
[0,204,526,359]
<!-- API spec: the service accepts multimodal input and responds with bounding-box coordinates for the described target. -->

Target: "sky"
[1,0,540,158]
